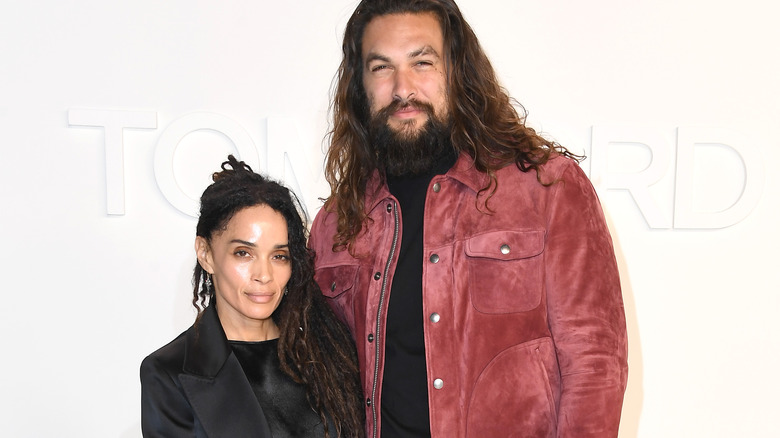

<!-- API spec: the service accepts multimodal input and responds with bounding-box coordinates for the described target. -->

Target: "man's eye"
[371,65,388,72]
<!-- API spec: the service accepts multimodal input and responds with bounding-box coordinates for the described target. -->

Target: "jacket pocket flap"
[315,265,359,298]
[465,230,545,260]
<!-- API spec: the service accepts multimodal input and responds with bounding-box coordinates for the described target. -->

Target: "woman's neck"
[216,304,280,342]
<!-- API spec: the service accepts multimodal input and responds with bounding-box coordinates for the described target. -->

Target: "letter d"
[674,127,764,228]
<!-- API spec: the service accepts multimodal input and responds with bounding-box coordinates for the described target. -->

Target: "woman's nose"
[253,260,273,284]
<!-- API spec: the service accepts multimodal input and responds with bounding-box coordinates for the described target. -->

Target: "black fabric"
[140,304,273,438]
[381,147,458,438]
[230,339,332,438]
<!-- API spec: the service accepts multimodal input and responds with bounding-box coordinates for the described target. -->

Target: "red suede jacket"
[310,153,628,438]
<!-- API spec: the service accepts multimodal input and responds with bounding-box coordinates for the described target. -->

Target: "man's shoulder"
[311,202,338,235]
[495,153,581,183]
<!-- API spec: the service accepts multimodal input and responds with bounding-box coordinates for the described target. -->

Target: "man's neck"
[385,145,458,182]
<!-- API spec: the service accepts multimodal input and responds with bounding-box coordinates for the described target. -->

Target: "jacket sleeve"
[140,355,197,437]
[544,162,628,437]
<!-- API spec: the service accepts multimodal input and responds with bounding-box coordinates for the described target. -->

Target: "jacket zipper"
[370,200,400,438]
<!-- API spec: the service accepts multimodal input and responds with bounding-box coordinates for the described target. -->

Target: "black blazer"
[140,305,272,437]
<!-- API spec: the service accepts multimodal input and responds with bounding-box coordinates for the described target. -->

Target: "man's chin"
[387,121,426,141]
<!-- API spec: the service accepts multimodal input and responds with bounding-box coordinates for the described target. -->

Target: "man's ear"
[195,236,214,274]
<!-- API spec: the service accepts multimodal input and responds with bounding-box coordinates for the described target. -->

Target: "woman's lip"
[244,292,275,303]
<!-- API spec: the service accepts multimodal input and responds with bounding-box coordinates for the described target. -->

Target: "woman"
[141,156,364,438]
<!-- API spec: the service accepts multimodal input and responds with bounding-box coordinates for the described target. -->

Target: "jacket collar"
[447,151,490,193]
[364,151,488,211]
[183,303,232,378]
[178,303,274,437]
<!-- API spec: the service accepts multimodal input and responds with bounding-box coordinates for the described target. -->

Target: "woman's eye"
[235,250,250,257]
[273,253,291,262]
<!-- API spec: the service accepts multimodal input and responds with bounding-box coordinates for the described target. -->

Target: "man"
[309,1,628,437]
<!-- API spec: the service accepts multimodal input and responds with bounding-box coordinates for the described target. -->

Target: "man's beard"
[369,99,452,178]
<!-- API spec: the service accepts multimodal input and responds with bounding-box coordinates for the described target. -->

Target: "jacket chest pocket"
[465,230,545,314]
[314,264,359,332]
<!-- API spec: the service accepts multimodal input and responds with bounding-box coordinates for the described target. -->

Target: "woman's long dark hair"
[325,0,581,253]
[192,155,364,437]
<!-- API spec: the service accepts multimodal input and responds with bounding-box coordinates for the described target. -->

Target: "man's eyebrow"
[365,52,391,65]
[409,45,440,59]
[365,45,440,66]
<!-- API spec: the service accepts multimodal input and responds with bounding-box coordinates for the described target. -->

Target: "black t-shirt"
[381,148,458,437]
[230,339,333,438]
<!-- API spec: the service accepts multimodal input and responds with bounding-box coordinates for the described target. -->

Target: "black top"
[141,304,273,437]
[230,339,331,438]
[381,148,458,437]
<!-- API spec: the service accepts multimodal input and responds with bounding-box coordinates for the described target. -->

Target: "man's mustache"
[374,98,436,123]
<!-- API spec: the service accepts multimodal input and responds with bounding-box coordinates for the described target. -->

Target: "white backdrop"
[1,1,778,437]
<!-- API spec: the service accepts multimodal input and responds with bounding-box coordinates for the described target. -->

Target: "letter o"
[154,112,259,217]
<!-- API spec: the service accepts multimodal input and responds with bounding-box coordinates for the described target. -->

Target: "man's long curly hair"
[193,156,364,438]
[325,0,581,252]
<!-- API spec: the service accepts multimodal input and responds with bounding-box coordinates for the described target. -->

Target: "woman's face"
[196,204,292,340]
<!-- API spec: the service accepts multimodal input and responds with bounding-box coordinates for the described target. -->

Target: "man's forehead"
[361,12,444,58]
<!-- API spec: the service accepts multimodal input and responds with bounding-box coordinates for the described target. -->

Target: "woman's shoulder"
[140,328,190,378]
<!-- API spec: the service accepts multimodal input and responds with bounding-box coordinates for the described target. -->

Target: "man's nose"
[392,69,415,103]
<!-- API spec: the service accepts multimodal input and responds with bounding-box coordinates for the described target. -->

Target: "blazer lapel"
[179,305,272,437]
